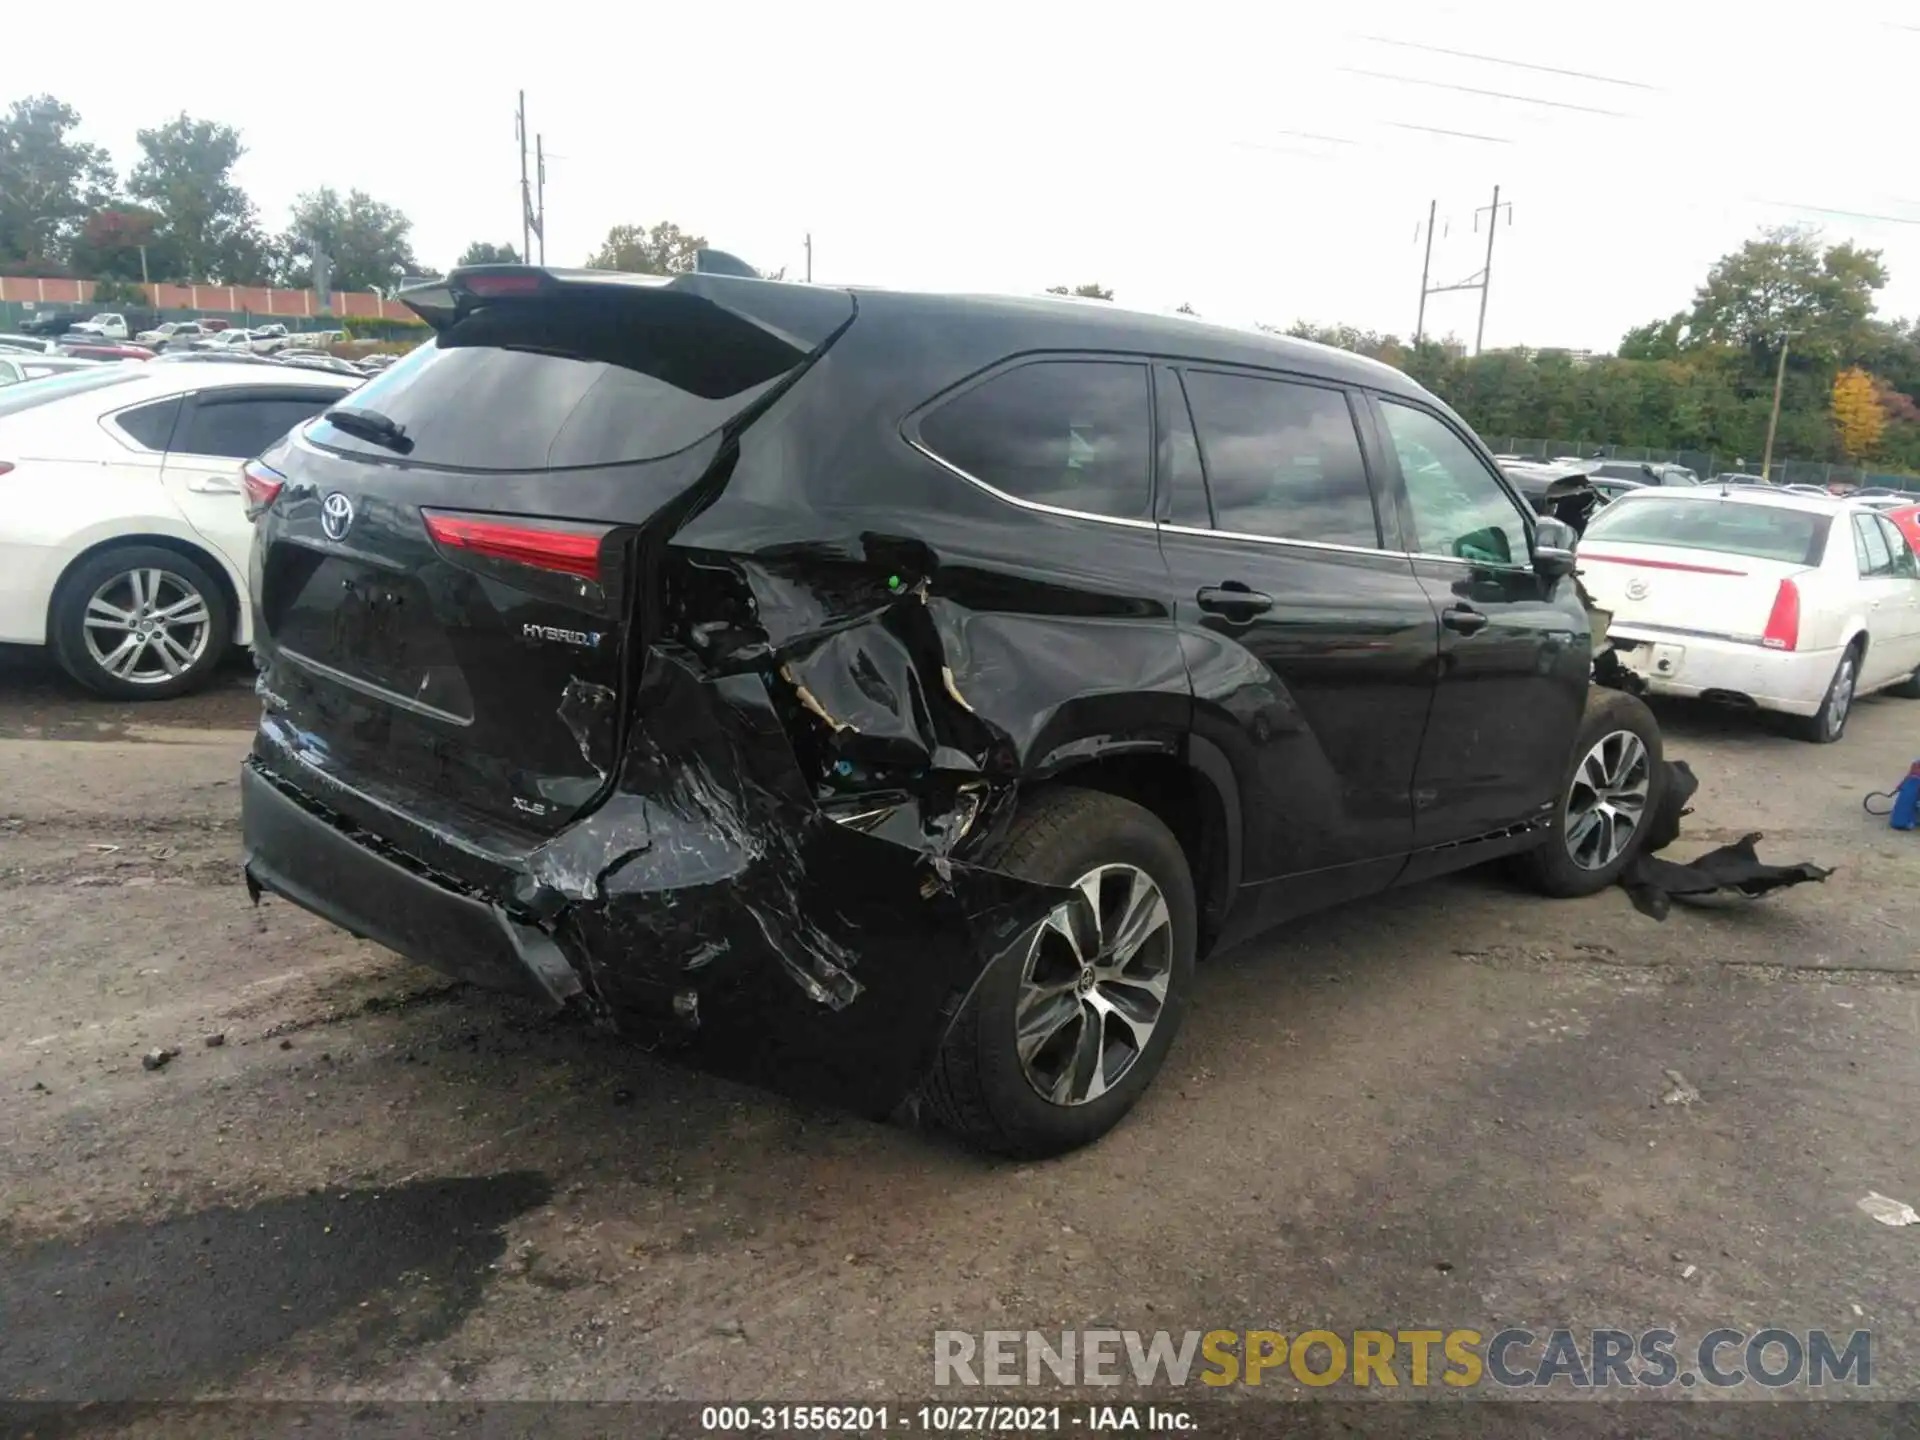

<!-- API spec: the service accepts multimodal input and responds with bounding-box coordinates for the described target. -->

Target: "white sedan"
[1578,486,1920,741]
[0,362,359,698]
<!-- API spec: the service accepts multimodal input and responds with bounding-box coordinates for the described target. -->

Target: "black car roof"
[848,288,1431,399]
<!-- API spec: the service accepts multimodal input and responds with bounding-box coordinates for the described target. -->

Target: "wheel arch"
[1029,738,1241,957]
[50,532,246,648]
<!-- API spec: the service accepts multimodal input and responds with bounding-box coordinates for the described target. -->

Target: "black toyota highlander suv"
[239,259,1663,1157]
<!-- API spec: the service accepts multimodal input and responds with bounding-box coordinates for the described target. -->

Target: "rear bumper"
[241,762,582,1006]
[1608,628,1839,716]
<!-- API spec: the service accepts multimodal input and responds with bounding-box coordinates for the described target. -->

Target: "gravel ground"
[2,645,1918,1426]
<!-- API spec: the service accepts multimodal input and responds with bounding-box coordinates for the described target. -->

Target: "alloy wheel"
[1015,863,1173,1106]
[1824,654,1856,739]
[81,567,212,685]
[1564,729,1652,871]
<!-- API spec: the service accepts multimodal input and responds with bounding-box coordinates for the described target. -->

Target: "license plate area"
[1614,637,1686,680]
[267,550,474,720]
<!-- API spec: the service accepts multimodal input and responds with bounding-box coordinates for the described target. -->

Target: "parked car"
[0,355,97,386]
[273,351,365,377]
[1889,503,1920,556]
[1585,460,1699,487]
[57,342,154,362]
[188,329,258,354]
[0,333,60,355]
[66,312,132,341]
[1499,460,1605,534]
[0,362,360,698]
[238,262,1668,1157]
[1577,487,1920,741]
[16,310,89,337]
[137,321,209,351]
[1709,471,1769,486]
[245,323,292,355]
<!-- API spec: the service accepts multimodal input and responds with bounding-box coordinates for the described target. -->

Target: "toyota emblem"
[320,491,355,541]
[1624,578,1649,601]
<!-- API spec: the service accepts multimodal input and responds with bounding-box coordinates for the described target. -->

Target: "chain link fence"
[1487,438,1920,494]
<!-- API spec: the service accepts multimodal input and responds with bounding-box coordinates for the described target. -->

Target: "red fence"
[0,276,416,319]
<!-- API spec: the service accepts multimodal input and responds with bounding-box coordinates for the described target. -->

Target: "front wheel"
[49,544,232,700]
[920,787,1196,1158]
[1510,688,1665,898]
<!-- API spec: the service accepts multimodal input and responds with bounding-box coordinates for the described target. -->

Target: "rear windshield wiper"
[324,406,413,454]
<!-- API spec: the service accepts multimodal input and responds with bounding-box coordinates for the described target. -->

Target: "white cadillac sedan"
[1577,485,1920,742]
[0,362,359,698]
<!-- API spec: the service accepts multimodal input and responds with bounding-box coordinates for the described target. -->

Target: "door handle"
[1197,584,1274,619]
[1442,605,1488,635]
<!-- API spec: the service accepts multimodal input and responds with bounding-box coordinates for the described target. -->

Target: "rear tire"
[1510,688,1665,898]
[1787,641,1862,743]
[921,787,1196,1159]
[49,544,232,700]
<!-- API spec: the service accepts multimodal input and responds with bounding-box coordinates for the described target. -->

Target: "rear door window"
[916,359,1152,520]
[1178,370,1379,545]
[176,391,343,459]
[113,396,183,450]
[1875,514,1919,579]
[1855,513,1895,576]
[309,290,810,472]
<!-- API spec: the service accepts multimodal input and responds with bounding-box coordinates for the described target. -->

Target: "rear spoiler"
[396,257,848,353]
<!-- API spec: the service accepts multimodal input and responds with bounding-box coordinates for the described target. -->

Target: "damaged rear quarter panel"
[545,327,1202,1111]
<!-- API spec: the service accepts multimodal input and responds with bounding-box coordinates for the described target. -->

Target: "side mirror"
[1533,516,1579,579]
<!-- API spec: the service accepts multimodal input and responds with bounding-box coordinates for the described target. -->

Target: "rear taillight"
[424,513,602,580]
[1762,578,1801,651]
[241,460,285,519]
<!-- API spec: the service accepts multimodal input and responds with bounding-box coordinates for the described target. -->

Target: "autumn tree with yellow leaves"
[1831,367,1886,461]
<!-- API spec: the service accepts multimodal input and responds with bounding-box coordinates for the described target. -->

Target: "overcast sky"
[14,1,1920,350]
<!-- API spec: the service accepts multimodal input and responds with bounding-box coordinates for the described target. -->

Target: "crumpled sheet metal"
[1619,760,1834,920]
[522,643,1072,1115]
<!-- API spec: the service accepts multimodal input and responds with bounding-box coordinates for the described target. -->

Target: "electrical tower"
[1414,186,1512,354]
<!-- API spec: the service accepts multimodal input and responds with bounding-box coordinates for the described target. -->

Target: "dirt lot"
[3,647,1919,1417]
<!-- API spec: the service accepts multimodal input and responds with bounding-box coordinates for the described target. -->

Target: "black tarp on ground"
[1620,759,1835,920]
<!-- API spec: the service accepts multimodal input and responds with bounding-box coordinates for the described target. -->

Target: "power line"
[1754,198,1920,227]
[1362,35,1662,90]
[1342,68,1629,116]
[1389,121,1512,145]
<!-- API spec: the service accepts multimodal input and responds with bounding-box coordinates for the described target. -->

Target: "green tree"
[1618,312,1689,361]
[456,240,520,267]
[1046,282,1113,300]
[587,221,706,274]
[127,114,270,283]
[0,95,114,270]
[278,187,419,291]
[1685,225,1886,364]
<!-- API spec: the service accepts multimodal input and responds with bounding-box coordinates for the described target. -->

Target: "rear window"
[0,365,143,420]
[307,291,809,471]
[1583,496,1830,566]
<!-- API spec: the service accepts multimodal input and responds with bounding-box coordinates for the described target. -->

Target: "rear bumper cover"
[241,763,582,1006]
[1606,628,1841,717]
[239,685,1067,1116]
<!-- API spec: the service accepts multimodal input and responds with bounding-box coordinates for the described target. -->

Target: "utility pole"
[1761,330,1802,482]
[804,232,812,283]
[535,134,547,265]
[137,245,150,287]
[1414,188,1510,354]
[1414,199,1436,343]
[1473,184,1510,356]
[515,91,532,263]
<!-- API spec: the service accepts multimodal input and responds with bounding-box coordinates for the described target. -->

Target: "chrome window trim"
[1157,521,1404,561]
[905,438,1161,532]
